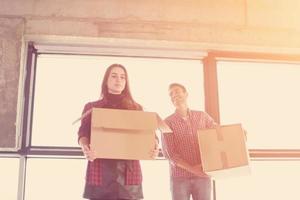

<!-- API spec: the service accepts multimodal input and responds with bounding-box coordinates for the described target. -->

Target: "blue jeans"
[171,177,211,200]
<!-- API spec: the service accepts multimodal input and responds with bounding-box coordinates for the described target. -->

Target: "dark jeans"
[171,177,211,200]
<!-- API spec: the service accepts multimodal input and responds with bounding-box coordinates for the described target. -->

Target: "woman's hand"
[81,144,96,162]
[79,137,96,161]
[149,139,160,159]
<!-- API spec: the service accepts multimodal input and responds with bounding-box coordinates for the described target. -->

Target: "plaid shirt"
[78,99,142,186]
[162,109,215,178]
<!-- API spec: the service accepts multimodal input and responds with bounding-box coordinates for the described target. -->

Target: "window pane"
[24,158,172,200]
[32,54,204,146]
[25,158,86,200]
[217,61,300,149]
[25,158,171,200]
[215,160,300,200]
[0,158,19,200]
[141,160,171,200]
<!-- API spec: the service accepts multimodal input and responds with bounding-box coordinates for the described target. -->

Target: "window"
[31,54,204,147]
[214,57,300,199]
[217,61,300,149]
[10,43,299,200]
[0,158,19,200]
[25,158,86,200]
[141,160,171,200]
[215,160,300,200]
[26,52,205,199]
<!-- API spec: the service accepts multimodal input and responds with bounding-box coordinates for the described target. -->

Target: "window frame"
[14,40,209,200]
[204,51,300,158]
[1,39,300,199]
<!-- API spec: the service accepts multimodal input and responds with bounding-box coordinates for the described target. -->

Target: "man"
[162,83,217,200]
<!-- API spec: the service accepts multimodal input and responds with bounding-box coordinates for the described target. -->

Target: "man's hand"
[173,157,210,178]
[188,164,209,178]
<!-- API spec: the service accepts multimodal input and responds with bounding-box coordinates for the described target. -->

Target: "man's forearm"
[171,154,192,170]
[171,155,208,177]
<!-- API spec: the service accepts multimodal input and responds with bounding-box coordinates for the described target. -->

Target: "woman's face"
[107,67,126,94]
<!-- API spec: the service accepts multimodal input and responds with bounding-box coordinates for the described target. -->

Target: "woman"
[78,64,158,200]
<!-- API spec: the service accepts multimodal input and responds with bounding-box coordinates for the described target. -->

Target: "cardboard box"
[197,124,250,178]
[90,108,171,160]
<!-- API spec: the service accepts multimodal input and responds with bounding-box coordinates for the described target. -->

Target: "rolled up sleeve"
[77,103,92,143]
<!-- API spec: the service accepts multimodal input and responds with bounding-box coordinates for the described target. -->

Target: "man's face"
[169,86,188,107]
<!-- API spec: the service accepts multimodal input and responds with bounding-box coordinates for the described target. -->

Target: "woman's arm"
[79,136,96,161]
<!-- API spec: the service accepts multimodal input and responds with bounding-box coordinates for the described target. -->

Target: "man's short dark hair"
[169,83,187,92]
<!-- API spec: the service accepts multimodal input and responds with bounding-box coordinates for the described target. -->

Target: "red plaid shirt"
[78,99,142,186]
[162,109,215,178]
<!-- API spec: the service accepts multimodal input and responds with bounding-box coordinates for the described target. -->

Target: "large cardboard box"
[197,124,250,178]
[90,108,171,160]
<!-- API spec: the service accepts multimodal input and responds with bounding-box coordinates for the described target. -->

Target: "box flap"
[91,108,158,130]
[207,165,251,179]
[156,114,172,133]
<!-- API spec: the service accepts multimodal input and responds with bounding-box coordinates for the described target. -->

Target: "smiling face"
[107,66,126,94]
[169,85,188,108]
